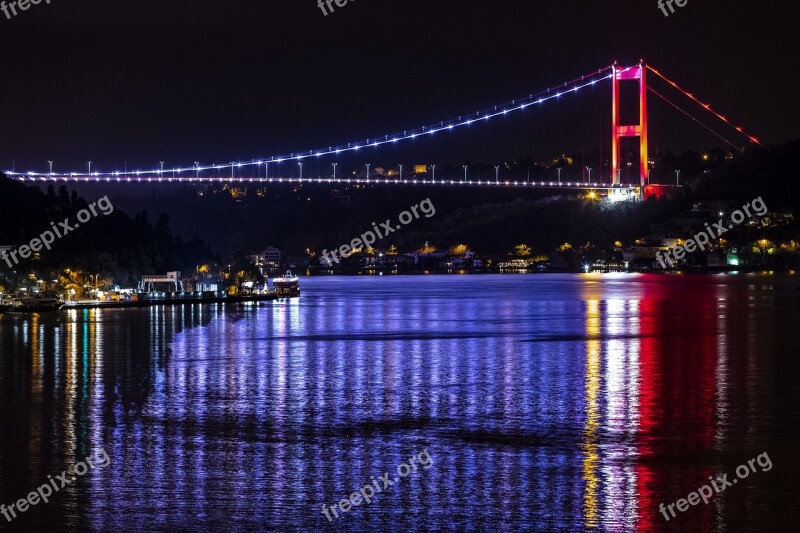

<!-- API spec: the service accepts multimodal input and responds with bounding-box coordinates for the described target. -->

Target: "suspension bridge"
[4,60,760,194]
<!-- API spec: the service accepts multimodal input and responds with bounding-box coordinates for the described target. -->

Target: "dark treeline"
[2,140,798,279]
[0,176,218,287]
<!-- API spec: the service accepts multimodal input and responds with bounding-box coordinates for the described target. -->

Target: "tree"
[514,244,532,257]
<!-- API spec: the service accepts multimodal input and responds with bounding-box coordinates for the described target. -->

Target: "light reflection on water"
[1,274,798,531]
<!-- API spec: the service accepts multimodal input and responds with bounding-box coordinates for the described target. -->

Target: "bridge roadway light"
[557,167,562,184]
[366,163,370,182]
[463,165,468,182]
[88,161,92,177]
[432,164,436,182]
[332,162,337,179]
[48,160,53,177]
[494,166,499,183]
[399,164,403,181]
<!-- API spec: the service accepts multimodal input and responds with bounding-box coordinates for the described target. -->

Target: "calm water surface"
[1,274,799,532]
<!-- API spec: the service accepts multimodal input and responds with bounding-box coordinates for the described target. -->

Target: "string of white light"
[6,66,613,179]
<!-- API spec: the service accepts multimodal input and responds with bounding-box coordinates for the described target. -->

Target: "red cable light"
[647,65,761,145]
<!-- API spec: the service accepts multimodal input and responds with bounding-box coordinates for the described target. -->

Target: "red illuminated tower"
[611,61,649,186]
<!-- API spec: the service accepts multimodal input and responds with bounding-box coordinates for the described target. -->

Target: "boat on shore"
[273,271,300,297]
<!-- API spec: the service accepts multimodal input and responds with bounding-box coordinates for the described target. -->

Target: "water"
[1,274,799,532]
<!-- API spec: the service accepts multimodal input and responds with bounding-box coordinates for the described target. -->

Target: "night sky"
[1,0,797,174]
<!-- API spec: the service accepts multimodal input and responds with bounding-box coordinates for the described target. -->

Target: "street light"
[195,162,200,179]
[159,161,164,175]
[299,162,303,181]
[88,161,92,177]
[495,166,500,183]
[675,170,681,185]
[366,163,370,181]
[586,167,592,183]
[557,167,562,184]
[399,164,403,181]
[463,165,468,182]
[332,162,337,179]
[432,164,436,182]
[48,160,53,177]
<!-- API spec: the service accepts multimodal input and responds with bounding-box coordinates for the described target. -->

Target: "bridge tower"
[611,60,648,186]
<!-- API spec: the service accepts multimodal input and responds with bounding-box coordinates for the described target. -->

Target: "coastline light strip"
[6,66,613,179]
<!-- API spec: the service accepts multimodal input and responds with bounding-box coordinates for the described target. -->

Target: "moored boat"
[272,270,300,297]
[7,293,64,313]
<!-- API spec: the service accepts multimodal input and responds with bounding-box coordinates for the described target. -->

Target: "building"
[620,246,667,262]
[139,272,184,293]
[258,247,282,269]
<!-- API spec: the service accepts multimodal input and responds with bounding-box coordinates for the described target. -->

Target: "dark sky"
[1,0,797,175]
